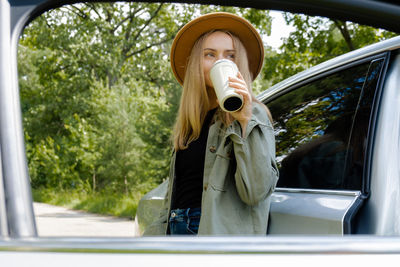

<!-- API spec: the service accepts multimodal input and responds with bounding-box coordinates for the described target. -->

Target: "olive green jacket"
[144,103,278,235]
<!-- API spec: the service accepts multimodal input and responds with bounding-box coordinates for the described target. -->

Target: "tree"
[263,13,397,85]
[19,2,194,191]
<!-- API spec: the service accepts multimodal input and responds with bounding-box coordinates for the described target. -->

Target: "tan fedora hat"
[170,12,264,85]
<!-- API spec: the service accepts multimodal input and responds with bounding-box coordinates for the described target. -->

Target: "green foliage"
[19,3,185,194]
[263,13,397,85]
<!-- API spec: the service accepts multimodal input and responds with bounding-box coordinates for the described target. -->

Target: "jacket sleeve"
[225,103,279,206]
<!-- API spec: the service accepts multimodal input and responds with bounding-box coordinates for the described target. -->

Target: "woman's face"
[202,31,235,88]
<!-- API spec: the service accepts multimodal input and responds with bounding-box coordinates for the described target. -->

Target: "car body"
[2,0,400,266]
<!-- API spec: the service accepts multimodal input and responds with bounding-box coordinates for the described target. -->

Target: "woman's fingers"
[229,76,250,101]
[228,81,246,90]
[227,72,253,135]
[229,75,247,92]
[229,76,246,86]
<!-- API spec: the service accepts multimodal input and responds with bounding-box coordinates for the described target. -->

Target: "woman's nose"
[216,53,225,61]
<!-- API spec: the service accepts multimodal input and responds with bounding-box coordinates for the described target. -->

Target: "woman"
[145,12,278,235]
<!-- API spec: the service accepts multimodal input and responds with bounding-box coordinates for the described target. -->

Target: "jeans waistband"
[169,207,201,235]
[170,207,201,219]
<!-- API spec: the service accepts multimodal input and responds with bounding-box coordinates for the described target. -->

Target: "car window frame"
[361,52,391,196]
[264,53,390,235]
[264,52,390,197]
[2,0,400,240]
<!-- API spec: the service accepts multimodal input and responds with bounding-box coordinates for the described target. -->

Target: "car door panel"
[268,189,361,235]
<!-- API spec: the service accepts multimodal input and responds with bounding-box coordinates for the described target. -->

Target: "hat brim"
[170,12,264,85]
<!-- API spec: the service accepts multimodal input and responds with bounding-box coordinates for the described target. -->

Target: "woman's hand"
[228,72,252,137]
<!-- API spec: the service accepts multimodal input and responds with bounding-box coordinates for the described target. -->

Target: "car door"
[265,54,388,235]
[0,150,8,237]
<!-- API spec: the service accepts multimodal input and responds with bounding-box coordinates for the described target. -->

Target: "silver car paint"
[269,189,361,235]
[0,0,36,238]
[355,52,400,235]
[135,179,169,235]
[256,37,400,236]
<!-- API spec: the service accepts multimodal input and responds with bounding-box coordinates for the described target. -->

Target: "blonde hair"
[173,30,269,151]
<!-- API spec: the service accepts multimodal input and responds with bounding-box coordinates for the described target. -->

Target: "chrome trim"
[1,236,400,254]
[275,188,361,197]
[0,0,36,237]
[258,36,400,102]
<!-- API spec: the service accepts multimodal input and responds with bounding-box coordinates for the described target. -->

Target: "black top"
[172,109,217,209]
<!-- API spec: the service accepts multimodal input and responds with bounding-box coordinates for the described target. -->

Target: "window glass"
[269,59,384,190]
[17,1,393,236]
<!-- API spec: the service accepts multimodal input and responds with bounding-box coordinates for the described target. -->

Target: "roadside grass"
[32,188,143,220]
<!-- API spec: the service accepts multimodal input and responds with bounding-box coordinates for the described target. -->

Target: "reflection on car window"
[269,58,384,190]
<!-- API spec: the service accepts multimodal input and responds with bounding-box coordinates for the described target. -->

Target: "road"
[33,202,139,237]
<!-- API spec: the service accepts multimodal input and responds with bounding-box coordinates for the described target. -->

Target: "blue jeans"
[169,207,201,235]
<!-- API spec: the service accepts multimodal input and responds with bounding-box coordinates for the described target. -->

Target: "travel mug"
[210,59,243,112]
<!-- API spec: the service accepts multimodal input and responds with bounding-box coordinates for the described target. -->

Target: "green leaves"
[19,2,195,194]
[263,13,397,85]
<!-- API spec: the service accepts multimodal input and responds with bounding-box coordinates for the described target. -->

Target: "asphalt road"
[33,202,139,237]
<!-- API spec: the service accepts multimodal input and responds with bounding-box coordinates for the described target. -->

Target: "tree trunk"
[124,176,128,196]
[334,20,355,51]
[92,170,96,192]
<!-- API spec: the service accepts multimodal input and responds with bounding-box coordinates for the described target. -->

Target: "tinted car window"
[269,58,385,190]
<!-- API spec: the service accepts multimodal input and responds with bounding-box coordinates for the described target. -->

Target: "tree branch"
[85,3,103,20]
[112,17,131,33]
[66,5,88,19]
[125,36,174,58]
[333,20,355,51]
[132,3,164,42]
[121,7,145,40]
[122,4,164,57]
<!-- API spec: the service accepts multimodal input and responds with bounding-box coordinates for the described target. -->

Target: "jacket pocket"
[207,138,233,192]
